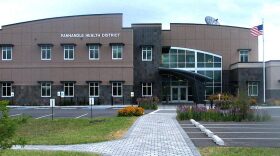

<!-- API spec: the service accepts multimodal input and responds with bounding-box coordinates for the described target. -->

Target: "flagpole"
[262,19,265,104]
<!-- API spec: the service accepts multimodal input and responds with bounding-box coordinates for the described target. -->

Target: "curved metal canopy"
[158,67,212,82]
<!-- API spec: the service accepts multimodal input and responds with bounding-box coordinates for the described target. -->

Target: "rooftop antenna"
[205,16,220,25]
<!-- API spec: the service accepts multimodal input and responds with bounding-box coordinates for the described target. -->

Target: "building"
[0,13,279,105]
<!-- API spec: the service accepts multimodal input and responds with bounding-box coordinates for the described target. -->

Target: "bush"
[0,100,26,149]
[177,104,271,122]
[137,97,159,110]
[117,106,144,117]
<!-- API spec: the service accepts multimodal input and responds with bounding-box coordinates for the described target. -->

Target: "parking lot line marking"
[182,127,200,128]
[215,132,280,134]
[34,108,50,110]
[75,113,88,119]
[9,113,22,117]
[61,108,76,110]
[198,127,280,130]
[222,138,280,140]
[198,124,276,126]
[189,138,212,139]
[35,114,53,119]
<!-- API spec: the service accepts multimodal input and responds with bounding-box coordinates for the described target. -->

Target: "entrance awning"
[158,67,212,82]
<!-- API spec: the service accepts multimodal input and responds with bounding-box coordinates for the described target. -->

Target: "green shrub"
[0,100,26,149]
[137,97,159,110]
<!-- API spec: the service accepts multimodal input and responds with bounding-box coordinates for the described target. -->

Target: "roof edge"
[2,13,123,27]
[170,23,250,30]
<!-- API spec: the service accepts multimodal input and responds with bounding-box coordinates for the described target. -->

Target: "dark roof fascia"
[109,43,125,46]
[86,43,102,46]
[109,80,125,83]
[2,13,123,28]
[60,81,77,84]
[37,43,54,47]
[37,81,54,84]
[139,45,154,48]
[237,49,252,52]
[86,81,102,83]
[0,44,14,47]
[60,43,77,46]
[0,81,14,83]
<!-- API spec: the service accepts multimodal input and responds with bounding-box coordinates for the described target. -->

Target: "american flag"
[250,24,263,37]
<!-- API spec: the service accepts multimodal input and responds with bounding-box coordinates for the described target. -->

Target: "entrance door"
[171,86,188,102]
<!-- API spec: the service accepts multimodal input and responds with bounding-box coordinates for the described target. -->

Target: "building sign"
[60,33,120,38]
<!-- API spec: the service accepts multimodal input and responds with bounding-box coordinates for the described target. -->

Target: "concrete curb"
[190,119,225,146]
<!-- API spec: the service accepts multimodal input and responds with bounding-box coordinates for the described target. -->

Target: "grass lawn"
[199,147,280,156]
[0,150,99,156]
[14,117,137,145]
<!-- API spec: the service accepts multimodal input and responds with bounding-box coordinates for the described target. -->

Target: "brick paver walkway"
[13,109,200,156]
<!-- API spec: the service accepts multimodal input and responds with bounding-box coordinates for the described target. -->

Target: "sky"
[1,0,279,61]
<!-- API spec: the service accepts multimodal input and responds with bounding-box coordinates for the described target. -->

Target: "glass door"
[171,87,179,101]
[180,87,187,101]
[171,86,188,102]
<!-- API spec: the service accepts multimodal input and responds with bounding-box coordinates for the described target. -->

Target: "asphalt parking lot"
[179,107,280,147]
[7,106,154,119]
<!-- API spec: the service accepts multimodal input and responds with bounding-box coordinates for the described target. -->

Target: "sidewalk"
[13,108,201,156]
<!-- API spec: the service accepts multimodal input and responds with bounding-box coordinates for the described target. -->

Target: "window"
[112,82,122,97]
[240,50,249,62]
[41,46,51,60]
[142,83,152,96]
[41,82,51,97]
[248,82,258,96]
[2,46,12,60]
[89,45,99,60]
[64,82,74,97]
[64,45,74,60]
[142,46,152,61]
[112,45,123,59]
[2,83,12,97]
[89,82,99,97]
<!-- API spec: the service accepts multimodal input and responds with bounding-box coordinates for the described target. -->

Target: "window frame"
[89,45,100,60]
[142,46,153,61]
[64,82,74,97]
[112,45,123,60]
[239,50,249,62]
[112,82,123,97]
[142,83,152,96]
[2,46,12,61]
[248,81,258,96]
[41,82,51,97]
[41,45,52,60]
[89,82,99,97]
[64,45,75,60]
[2,82,12,97]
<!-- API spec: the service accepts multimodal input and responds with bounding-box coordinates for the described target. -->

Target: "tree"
[0,100,25,150]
